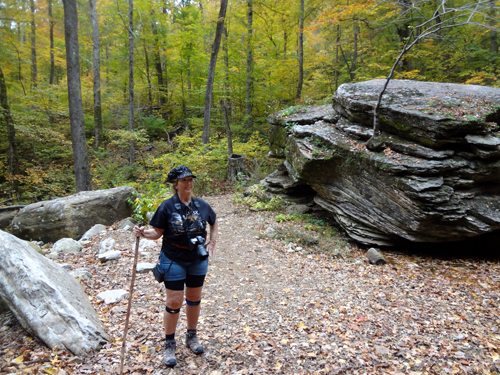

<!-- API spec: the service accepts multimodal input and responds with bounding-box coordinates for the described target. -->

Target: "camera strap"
[172,194,204,235]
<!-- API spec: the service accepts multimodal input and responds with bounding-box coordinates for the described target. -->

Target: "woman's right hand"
[133,225,143,238]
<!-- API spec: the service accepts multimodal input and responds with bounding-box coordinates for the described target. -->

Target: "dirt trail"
[1,194,500,375]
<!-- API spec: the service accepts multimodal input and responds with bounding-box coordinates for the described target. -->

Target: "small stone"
[136,263,155,273]
[136,239,157,252]
[98,250,121,262]
[98,238,116,254]
[79,224,107,241]
[52,238,83,254]
[71,268,92,280]
[66,357,84,365]
[96,290,129,304]
[264,227,277,238]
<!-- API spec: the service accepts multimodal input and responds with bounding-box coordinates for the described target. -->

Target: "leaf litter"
[1,194,499,374]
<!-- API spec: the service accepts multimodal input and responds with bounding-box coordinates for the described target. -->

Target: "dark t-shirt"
[149,194,216,262]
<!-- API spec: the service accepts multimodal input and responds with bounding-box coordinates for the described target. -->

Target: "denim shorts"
[159,251,208,281]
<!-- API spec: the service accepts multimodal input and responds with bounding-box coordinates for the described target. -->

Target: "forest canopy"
[0,0,498,203]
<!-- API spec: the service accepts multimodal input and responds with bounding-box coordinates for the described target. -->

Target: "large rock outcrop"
[268,80,500,246]
[10,186,135,243]
[0,230,109,355]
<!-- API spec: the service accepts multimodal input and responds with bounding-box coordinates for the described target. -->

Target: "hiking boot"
[186,332,204,354]
[163,340,177,366]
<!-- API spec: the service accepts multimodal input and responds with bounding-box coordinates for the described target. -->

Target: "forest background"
[0,0,499,206]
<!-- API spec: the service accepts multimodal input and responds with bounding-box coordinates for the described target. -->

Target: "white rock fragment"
[96,290,129,304]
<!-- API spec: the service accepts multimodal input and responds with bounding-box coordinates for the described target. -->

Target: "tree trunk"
[222,26,231,112]
[296,0,304,100]
[396,0,412,72]
[335,24,340,91]
[490,0,498,54]
[0,67,19,189]
[227,154,249,183]
[128,0,135,165]
[48,0,55,85]
[350,22,359,81]
[30,0,37,88]
[245,0,253,130]
[220,98,233,156]
[144,45,152,107]
[201,0,228,144]
[89,0,103,149]
[151,12,167,116]
[62,0,92,192]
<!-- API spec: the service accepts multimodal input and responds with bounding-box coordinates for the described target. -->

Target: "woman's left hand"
[207,241,216,258]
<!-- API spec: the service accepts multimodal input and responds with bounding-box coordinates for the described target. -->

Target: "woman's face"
[176,177,194,194]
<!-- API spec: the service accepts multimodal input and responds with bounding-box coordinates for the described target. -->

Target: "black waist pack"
[152,264,165,283]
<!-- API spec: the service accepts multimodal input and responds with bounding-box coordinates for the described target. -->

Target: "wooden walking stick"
[119,236,140,375]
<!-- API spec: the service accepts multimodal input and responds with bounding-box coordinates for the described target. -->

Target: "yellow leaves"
[232,294,238,299]
[243,325,251,334]
[12,355,24,363]
[491,352,499,362]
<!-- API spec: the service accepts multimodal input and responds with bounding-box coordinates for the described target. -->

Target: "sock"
[187,329,197,337]
[165,333,175,341]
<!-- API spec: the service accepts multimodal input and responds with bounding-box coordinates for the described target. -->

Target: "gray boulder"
[10,186,135,243]
[0,230,109,355]
[333,79,500,149]
[272,80,500,247]
[0,206,21,230]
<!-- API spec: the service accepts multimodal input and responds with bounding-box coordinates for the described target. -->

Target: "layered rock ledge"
[267,80,500,246]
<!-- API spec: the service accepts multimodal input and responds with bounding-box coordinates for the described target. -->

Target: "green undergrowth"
[273,212,352,257]
[232,184,286,211]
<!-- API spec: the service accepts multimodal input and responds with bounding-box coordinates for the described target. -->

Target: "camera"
[189,236,208,260]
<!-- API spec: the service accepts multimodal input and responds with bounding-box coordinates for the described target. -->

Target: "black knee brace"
[165,305,180,314]
[185,299,201,306]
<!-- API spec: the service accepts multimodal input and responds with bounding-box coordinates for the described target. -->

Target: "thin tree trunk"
[128,0,135,164]
[490,0,498,54]
[0,67,19,190]
[144,45,152,107]
[89,0,102,149]
[284,31,287,55]
[335,24,340,90]
[222,26,231,115]
[12,46,27,95]
[30,0,37,88]
[245,0,253,130]
[350,22,359,81]
[202,0,228,144]
[396,0,412,72]
[49,0,55,85]
[151,12,167,116]
[296,0,304,100]
[220,98,233,156]
[62,0,92,192]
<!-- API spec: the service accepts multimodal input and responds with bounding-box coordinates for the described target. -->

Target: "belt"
[168,242,189,250]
